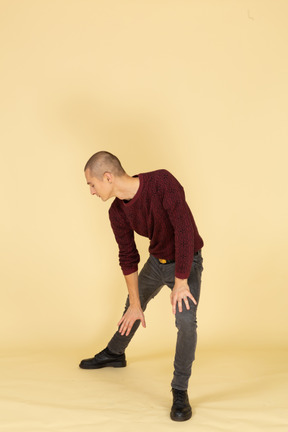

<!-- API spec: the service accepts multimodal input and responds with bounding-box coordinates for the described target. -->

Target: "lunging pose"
[80,151,204,422]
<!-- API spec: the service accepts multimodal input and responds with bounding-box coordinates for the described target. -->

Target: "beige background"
[0,1,287,430]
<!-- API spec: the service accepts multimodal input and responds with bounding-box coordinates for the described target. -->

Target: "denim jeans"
[108,251,203,390]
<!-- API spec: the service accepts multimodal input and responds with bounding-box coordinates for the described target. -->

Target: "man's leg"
[107,255,164,354]
[162,251,203,421]
[170,251,203,390]
[80,255,164,370]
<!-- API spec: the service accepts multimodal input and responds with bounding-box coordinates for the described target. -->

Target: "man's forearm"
[118,271,146,336]
[124,271,141,307]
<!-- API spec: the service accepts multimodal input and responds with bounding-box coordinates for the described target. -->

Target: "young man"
[80,151,204,422]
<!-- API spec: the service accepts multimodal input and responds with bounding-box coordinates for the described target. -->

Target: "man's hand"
[118,305,146,336]
[170,277,197,315]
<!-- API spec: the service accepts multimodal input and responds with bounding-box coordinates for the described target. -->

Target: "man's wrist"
[175,277,188,284]
[129,300,141,308]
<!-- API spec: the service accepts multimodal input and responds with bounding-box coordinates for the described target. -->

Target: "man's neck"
[114,174,140,201]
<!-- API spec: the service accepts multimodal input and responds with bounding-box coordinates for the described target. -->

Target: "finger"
[118,314,126,327]
[172,298,177,315]
[119,318,128,335]
[119,322,125,334]
[122,326,129,336]
[125,325,132,336]
[178,299,183,313]
[141,316,146,328]
[183,296,190,310]
[187,293,197,305]
[118,318,123,327]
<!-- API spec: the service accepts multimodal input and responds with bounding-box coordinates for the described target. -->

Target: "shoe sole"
[170,411,192,422]
[79,361,127,369]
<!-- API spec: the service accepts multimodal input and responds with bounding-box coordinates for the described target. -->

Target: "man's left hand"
[170,277,197,315]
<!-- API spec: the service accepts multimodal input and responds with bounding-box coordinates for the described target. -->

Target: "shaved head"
[84,151,126,179]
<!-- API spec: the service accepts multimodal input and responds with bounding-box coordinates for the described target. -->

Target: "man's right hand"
[118,305,146,336]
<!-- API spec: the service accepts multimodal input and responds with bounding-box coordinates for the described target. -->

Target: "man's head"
[84,151,126,201]
[84,151,125,179]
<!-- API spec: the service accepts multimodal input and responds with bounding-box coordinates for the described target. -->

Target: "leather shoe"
[79,347,126,369]
[170,388,192,421]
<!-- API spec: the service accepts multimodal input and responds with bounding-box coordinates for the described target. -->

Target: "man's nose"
[90,186,96,195]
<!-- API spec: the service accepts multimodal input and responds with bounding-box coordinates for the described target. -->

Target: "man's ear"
[103,172,113,183]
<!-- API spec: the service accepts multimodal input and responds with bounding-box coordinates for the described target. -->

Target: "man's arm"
[160,172,199,314]
[109,204,140,276]
[161,171,195,280]
[118,271,146,336]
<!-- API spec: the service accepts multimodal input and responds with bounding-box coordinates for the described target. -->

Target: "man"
[80,151,204,422]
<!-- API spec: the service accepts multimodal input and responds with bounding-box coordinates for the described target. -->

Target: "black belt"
[158,250,201,265]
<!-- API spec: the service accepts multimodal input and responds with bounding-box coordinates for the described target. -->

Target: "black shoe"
[170,388,192,422]
[79,347,126,369]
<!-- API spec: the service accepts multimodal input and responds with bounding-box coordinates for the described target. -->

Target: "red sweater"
[109,169,204,279]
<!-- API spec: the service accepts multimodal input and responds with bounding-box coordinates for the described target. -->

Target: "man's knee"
[175,306,197,331]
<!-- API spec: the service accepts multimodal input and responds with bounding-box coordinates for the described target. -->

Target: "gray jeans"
[108,251,203,390]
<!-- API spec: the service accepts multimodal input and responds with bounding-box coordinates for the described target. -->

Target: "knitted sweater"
[109,169,204,279]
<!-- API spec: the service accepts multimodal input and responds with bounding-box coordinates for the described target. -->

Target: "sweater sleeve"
[162,172,195,279]
[109,202,140,276]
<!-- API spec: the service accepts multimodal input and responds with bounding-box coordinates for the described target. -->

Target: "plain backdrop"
[1,0,287,356]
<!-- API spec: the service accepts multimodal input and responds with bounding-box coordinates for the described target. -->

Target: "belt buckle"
[159,258,167,264]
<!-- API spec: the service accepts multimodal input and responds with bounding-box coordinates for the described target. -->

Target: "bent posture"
[80,151,204,422]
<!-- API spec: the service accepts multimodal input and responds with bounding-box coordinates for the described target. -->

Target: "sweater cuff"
[122,266,138,276]
[175,271,190,279]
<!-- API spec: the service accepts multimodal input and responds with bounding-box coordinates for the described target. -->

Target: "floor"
[0,347,287,431]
